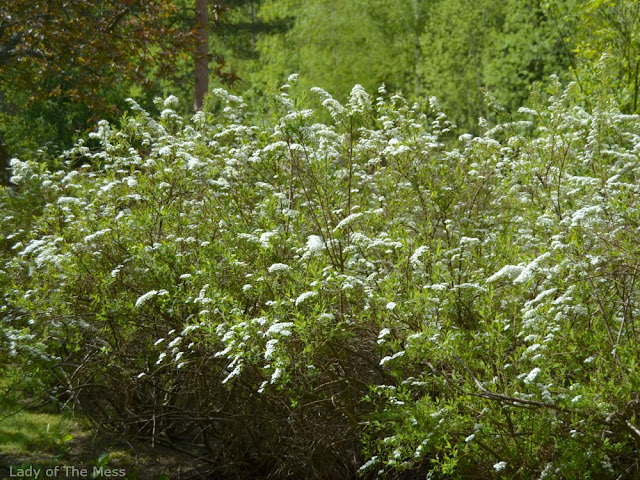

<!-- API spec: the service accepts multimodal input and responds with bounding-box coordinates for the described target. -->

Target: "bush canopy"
[2,77,640,478]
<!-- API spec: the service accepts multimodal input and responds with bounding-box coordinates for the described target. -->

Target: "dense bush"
[2,77,640,478]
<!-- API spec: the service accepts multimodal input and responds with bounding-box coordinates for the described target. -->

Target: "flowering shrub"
[2,77,640,478]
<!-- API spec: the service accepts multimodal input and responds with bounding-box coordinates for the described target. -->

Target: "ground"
[0,380,207,480]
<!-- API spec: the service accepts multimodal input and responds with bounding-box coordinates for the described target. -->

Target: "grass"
[0,401,83,457]
[0,368,207,479]
[0,370,88,477]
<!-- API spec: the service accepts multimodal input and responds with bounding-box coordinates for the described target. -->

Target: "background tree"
[194,0,209,111]
[0,0,234,161]
[418,0,573,130]
[565,0,640,112]
[365,0,429,96]
[484,0,574,113]
[0,133,9,187]
[206,0,290,103]
[252,0,387,97]
[221,0,573,130]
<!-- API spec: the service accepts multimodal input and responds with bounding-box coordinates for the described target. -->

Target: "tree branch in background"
[194,0,209,111]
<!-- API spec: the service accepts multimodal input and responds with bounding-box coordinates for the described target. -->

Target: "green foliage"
[7,0,640,165]
[250,0,394,98]
[485,0,573,110]
[213,0,580,132]
[4,0,640,476]
[0,384,81,458]
[418,0,574,131]
[539,0,640,116]
[0,0,234,161]
[358,78,640,478]
[2,77,640,478]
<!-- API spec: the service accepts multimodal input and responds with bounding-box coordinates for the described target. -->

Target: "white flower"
[524,367,541,384]
[136,290,158,308]
[513,252,551,285]
[258,231,278,248]
[306,235,324,253]
[158,145,172,157]
[156,352,166,365]
[380,351,405,366]
[459,236,480,246]
[493,461,507,472]
[333,212,363,232]
[183,153,201,170]
[359,456,378,472]
[377,328,391,345]
[487,265,524,283]
[182,324,200,335]
[265,339,278,360]
[410,246,428,266]
[386,302,397,311]
[270,367,283,383]
[295,291,317,306]
[163,95,179,108]
[266,322,294,337]
[222,364,242,384]
[84,229,112,243]
[268,263,291,273]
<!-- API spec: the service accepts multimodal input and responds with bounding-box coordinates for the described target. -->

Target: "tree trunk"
[193,0,209,112]
[412,0,422,96]
[0,132,11,187]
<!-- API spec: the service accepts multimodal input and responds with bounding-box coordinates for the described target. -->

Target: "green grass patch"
[0,371,189,479]
[0,368,85,457]
[0,408,82,457]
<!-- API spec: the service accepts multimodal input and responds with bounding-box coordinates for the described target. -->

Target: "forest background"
[2,0,640,164]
